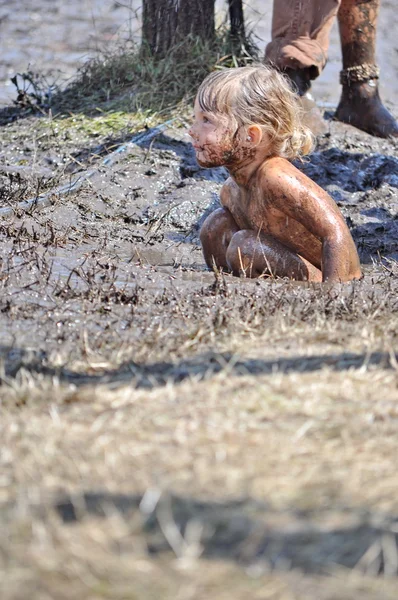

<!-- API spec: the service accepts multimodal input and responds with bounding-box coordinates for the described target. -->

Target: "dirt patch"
[1,115,397,364]
[1,100,398,598]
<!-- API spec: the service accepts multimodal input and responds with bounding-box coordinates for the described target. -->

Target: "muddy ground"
[0,92,398,599]
[0,110,397,365]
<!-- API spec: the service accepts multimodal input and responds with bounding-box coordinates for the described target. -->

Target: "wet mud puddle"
[1,121,398,300]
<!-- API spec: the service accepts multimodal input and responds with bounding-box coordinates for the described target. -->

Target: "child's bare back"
[190,65,361,283]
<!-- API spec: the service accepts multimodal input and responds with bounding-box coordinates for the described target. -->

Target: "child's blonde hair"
[197,64,314,160]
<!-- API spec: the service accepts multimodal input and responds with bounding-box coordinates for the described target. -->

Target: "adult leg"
[265,0,341,94]
[336,0,398,137]
[226,230,322,282]
[200,207,240,271]
[265,0,340,134]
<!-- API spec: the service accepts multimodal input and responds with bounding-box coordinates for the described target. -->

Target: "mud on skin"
[201,156,361,282]
[193,128,257,170]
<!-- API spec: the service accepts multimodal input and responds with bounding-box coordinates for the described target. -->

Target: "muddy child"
[189,65,361,282]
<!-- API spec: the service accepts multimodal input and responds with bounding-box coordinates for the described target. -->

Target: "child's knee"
[200,208,226,243]
[198,209,215,242]
[226,230,254,274]
[200,207,239,249]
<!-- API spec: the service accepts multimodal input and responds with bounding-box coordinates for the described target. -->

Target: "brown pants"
[265,0,342,77]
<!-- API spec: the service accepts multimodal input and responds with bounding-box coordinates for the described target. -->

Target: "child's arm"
[264,161,361,282]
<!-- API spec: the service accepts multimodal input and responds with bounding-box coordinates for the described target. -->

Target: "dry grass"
[8,28,259,119]
[2,347,398,599]
[2,258,398,598]
[2,265,398,598]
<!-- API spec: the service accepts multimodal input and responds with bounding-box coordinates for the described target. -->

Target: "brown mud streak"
[338,0,377,68]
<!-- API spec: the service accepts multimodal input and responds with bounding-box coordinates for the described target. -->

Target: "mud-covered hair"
[196,64,314,160]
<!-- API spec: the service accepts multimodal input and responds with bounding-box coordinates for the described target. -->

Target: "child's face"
[189,98,238,168]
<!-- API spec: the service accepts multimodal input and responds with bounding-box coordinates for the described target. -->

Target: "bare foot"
[335,80,398,138]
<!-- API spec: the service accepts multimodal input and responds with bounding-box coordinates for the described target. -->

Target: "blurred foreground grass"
[2,273,398,599]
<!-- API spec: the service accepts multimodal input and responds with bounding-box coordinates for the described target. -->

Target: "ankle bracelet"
[340,63,380,85]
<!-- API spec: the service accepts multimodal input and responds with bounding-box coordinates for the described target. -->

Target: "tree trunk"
[142,0,215,58]
[228,0,245,44]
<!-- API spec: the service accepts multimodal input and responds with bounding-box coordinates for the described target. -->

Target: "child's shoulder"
[258,156,311,188]
[260,156,299,177]
[259,156,335,208]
